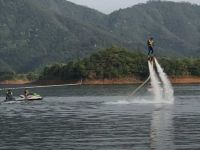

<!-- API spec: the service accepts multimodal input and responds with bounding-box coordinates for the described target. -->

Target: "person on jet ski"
[6,89,14,101]
[24,89,29,99]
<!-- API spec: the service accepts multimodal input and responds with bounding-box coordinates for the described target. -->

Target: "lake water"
[0,84,200,150]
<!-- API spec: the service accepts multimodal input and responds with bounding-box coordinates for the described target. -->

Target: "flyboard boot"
[148,54,154,63]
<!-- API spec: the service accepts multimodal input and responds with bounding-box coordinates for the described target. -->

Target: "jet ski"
[3,93,43,102]
[16,93,43,101]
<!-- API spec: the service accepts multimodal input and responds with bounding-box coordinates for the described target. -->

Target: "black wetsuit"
[6,91,14,101]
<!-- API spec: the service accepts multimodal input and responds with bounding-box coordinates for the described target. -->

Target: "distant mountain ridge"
[0,0,200,72]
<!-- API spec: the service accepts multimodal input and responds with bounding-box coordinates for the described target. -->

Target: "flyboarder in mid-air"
[147,37,154,61]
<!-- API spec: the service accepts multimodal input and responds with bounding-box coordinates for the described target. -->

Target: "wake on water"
[105,57,174,105]
[104,97,174,105]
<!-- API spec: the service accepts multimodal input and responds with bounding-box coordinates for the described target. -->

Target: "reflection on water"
[150,105,174,150]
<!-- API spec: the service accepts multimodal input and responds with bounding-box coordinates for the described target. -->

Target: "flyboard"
[127,55,174,102]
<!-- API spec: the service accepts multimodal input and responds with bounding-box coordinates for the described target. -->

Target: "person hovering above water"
[147,37,154,56]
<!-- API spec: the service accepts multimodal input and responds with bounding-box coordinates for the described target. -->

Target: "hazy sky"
[67,0,200,14]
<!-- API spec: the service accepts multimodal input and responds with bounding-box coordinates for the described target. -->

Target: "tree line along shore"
[1,47,200,85]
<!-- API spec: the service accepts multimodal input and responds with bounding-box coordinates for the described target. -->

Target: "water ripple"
[0,85,199,149]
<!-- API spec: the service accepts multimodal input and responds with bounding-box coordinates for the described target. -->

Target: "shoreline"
[0,79,31,85]
[1,76,200,85]
[83,76,200,85]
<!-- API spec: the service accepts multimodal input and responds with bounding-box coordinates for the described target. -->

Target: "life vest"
[6,91,12,95]
[147,39,154,47]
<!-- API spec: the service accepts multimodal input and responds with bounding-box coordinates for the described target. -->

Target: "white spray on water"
[148,61,162,102]
[105,57,174,105]
[154,58,174,102]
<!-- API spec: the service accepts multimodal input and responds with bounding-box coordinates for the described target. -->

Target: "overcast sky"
[67,0,200,14]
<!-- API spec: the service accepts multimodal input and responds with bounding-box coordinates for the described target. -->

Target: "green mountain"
[0,0,200,73]
[0,0,120,72]
[107,1,200,56]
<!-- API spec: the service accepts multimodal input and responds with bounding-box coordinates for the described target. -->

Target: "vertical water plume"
[148,61,162,102]
[154,58,174,102]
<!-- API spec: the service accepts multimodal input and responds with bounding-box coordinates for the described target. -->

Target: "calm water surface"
[0,84,200,150]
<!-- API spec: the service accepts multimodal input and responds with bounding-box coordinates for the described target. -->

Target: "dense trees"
[0,72,15,81]
[2,47,200,81]
[39,47,148,81]
[39,47,200,81]
[160,58,200,76]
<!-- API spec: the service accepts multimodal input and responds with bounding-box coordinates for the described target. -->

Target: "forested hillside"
[0,0,120,72]
[0,0,200,73]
